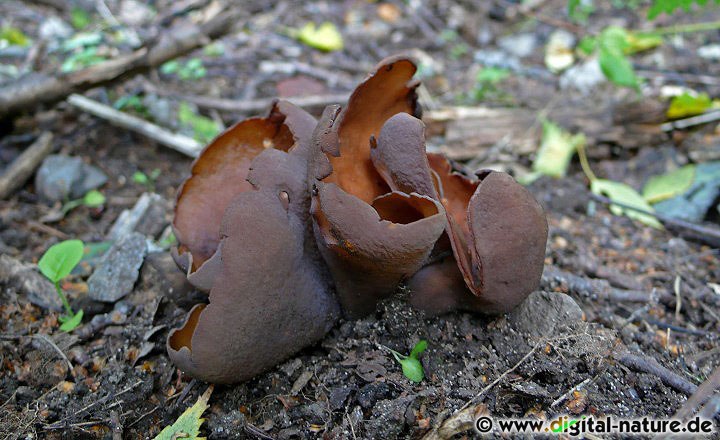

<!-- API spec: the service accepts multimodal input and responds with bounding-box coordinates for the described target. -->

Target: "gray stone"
[498,33,537,58]
[0,254,62,311]
[698,44,720,60]
[35,155,107,202]
[39,17,73,41]
[35,155,84,202]
[88,233,147,302]
[508,291,584,338]
[72,164,107,198]
[560,58,606,94]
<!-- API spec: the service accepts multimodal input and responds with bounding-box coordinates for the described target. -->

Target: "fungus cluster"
[167,56,548,384]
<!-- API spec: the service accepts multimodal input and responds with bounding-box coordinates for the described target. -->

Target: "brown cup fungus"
[168,56,548,384]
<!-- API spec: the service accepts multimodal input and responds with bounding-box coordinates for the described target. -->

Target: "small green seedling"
[38,239,85,332]
[62,189,106,215]
[132,168,161,191]
[389,340,428,383]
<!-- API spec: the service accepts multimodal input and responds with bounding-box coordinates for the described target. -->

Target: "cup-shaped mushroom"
[409,155,548,315]
[173,102,316,287]
[312,182,446,317]
[307,56,448,317]
[167,190,339,383]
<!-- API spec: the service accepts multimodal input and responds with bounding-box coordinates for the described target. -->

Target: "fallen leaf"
[154,385,213,440]
[297,22,343,52]
[591,179,663,229]
[667,92,713,119]
[643,165,696,203]
[533,120,586,179]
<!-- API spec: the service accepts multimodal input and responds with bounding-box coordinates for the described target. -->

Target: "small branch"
[660,110,720,131]
[541,266,673,303]
[614,352,698,395]
[0,7,243,120]
[0,132,54,199]
[67,94,201,158]
[673,367,720,420]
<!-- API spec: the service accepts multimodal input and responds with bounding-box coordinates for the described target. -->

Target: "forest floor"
[1,0,719,439]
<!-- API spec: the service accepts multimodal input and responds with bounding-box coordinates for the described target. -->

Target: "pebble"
[498,33,537,58]
[38,17,73,41]
[87,233,147,302]
[0,254,62,311]
[508,291,584,338]
[35,155,107,202]
[698,44,720,60]
[560,58,606,94]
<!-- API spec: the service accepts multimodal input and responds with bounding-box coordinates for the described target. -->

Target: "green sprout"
[61,189,106,215]
[38,240,85,332]
[133,168,161,192]
[388,340,428,383]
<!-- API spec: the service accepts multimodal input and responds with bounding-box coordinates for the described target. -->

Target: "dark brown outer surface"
[167,190,339,383]
[312,182,446,317]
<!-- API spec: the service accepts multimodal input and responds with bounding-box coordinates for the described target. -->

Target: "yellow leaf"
[297,22,343,52]
[154,385,213,440]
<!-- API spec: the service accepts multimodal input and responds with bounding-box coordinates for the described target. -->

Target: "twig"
[31,334,73,372]
[67,94,201,157]
[551,377,593,408]
[542,266,673,303]
[673,367,720,420]
[614,352,698,395]
[244,423,276,440]
[660,110,720,131]
[0,132,54,199]
[589,193,720,246]
[0,7,243,119]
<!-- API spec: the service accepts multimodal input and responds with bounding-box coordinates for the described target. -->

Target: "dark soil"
[1,1,719,439]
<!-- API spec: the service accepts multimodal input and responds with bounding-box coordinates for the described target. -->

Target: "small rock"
[39,17,73,41]
[698,44,720,60]
[508,291,584,338]
[140,252,196,306]
[0,254,62,311]
[356,382,391,409]
[35,155,107,202]
[560,58,605,94]
[73,164,107,197]
[87,233,147,302]
[119,0,155,26]
[328,385,355,410]
[498,33,537,58]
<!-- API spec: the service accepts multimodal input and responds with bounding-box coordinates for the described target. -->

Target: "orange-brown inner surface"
[372,193,439,225]
[169,304,206,351]
[323,60,417,204]
[175,119,293,270]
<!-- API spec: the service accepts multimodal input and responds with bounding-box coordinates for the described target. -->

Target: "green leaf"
[297,22,343,52]
[399,358,425,383]
[155,385,213,440]
[577,36,597,56]
[133,171,149,185]
[71,8,91,30]
[625,33,663,54]
[476,67,510,84]
[533,120,586,178]
[648,0,718,19]
[0,27,30,47]
[598,27,638,89]
[178,102,221,144]
[591,179,663,229]
[667,92,712,119]
[160,60,180,75]
[409,340,428,359]
[60,309,83,332]
[83,190,105,207]
[38,239,85,283]
[643,165,696,203]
